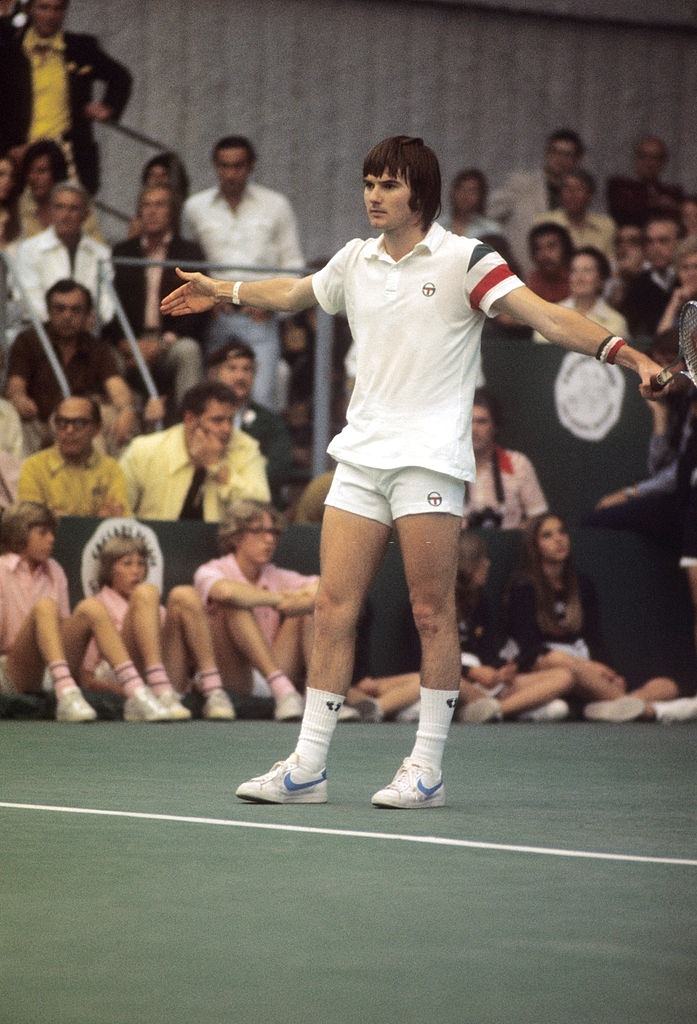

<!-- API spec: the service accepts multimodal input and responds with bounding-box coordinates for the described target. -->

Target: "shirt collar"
[23,26,66,56]
[363,221,446,262]
[46,444,100,474]
[5,552,51,578]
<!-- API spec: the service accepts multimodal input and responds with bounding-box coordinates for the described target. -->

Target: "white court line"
[1,800,696,867]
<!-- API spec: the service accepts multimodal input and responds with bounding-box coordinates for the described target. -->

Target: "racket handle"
[650,368,671,391]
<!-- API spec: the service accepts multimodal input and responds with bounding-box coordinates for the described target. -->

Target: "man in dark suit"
[0,0,132,195]
[621,213,682,341]
[110,183,208,424]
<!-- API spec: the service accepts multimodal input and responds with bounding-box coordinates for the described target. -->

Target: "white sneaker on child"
[55,689,97,723]
[371,757,445,809]
[653,696,697,724]
[156,689,192,721]
[235,753,327,804]
[202,689,236,721]
[460,697,502,724]
[518,699,570,722]
[123,687,170,722]
[274,691,305,722]
[583,696,645,723]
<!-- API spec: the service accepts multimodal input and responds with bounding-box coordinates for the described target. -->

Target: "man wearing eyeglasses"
[17,394,130,517]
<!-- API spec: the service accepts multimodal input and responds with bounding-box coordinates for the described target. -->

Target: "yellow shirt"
[18,445,131,517]
[22,28,70,142]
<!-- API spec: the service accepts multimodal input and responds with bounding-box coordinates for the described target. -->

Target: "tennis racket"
[650,300,697,390]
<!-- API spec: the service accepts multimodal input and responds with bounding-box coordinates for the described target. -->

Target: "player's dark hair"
[363,135,441,230]
[0,501,57,555]
[451,168,488,213]
[528,221,575,263]
[546,128,585,158]
[573,246,611,284]
[46,278,93,312]
[96,536,150,589]
[205,338,256,370]
[212,136,257,165]
[180,381,236,417]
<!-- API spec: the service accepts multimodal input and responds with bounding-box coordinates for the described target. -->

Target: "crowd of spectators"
[1,0,695,723]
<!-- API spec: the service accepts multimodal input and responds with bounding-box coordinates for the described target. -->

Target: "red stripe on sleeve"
[470,264,514,311]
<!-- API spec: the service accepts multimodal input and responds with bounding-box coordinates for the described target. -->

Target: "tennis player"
[161,135,662,808]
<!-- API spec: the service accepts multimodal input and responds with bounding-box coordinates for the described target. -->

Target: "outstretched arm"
[493,286,662,397]
[160,269,317,317]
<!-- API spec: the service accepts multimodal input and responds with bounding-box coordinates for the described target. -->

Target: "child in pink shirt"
[83,535,234,721]
[0,502,168,722]
[194,500,318,721]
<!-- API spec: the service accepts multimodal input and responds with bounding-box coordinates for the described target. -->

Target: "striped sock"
[194,668,224,695]
[294,687,343,772]
[409,686,459,772]
[267,669,297,700]
[113,661,146,698]
[48,660,79,698]
[144,663,171,697]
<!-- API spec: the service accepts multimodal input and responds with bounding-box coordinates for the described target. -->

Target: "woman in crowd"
[194,500,317,722]
[533,245,629,343]
[81,534,235,721]
[503,512,687,722]
[17,140,103,240]
[0,501,167,722]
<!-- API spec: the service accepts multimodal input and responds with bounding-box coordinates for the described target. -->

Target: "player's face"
[139,188,173,235]
[363,172,421,235]
[214,148,253,200]
[570,253,602,300]
[471,405,496,455]
[645,221,679,271]
[110,553,148,599]
[212,356,255,403]
[30,0,67,38]
[23,525,56,566]
[235,514,281,568]
[535,516,571,565]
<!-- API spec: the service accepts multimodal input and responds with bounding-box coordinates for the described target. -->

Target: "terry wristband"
[231,281,242,305]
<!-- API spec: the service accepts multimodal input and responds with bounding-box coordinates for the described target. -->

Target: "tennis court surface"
[2,720,695,1024]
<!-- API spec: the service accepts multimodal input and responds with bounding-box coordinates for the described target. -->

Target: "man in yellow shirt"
[18,395,130,517]
[0,0,132,194]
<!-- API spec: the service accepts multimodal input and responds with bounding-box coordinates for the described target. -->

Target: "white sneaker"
[155,688,192,721]
[518,699,570,722]
[55,688,97,723]
[371,757,445,809]
[202,688,236,721]
[583,696,645,723]
[653,696,697,724]
[274,691,305,722]
[235,753,327,804]
[123,687,170,722]
[337,703,361,722]
[460,697,502,724]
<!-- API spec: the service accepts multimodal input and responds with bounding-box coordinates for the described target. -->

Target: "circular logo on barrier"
[427,491,443,506]
[554,353,625,441]
[422,282,436,297]
[80,518,164,596]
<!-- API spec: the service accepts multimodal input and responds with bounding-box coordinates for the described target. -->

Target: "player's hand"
[160,269,221,316]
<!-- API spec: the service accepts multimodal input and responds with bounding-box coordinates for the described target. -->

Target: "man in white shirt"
[162,135,661,810]
[14,180,113,324]
[182,136,304,408]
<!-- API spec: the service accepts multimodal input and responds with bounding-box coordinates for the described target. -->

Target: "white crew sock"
[409,686,459,772]
[294,687,344,772]
[653,696,697,724]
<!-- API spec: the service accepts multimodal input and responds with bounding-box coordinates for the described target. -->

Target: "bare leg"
[6,597,70,692]
[120,583,165,676]
[218,607,282,679]
[162,585,218,691]
[498,668,574,718]
[305,507,392,696]
[536,651,627,701]
[64,597,136,679]
[394,512,461,691]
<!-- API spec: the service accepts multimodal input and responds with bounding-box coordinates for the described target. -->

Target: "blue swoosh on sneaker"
[417,777,443,799]
[283,769,327,792]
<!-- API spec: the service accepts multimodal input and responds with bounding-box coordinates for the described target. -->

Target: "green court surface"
[2,721,696,1024]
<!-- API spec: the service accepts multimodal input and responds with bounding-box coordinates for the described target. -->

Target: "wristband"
[605,338,627,365]
[594,335,614,362]
[231,281,242,305]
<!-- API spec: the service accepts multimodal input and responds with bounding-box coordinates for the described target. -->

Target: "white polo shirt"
[312,222,523,480]
[182,183,304,279]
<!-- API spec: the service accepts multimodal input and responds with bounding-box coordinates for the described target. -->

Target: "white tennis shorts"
[325,462,465,526]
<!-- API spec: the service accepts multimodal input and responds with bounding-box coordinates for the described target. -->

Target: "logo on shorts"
[446,698,458,708]
[422,282,436,297]
[427,491,442,506]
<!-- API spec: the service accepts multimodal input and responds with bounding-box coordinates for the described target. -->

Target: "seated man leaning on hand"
[17,395,130,517]
[119,381,270,522]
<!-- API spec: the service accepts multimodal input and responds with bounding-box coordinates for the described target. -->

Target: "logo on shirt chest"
[422,282,436,297]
